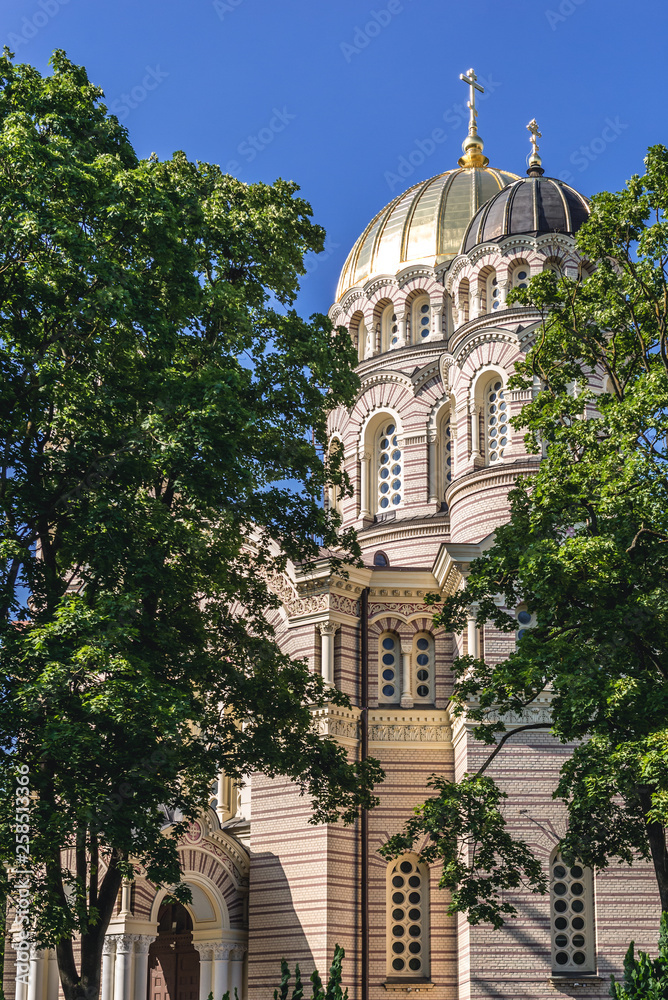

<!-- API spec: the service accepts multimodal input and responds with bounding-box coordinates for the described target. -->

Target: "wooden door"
[148,935,200,1000]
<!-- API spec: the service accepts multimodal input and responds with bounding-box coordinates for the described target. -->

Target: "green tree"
[0,50,383,1000]
[610,914,668,998]
[382,145,668,928]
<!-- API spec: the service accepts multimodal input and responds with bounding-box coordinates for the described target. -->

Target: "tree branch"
[476,723,553,777]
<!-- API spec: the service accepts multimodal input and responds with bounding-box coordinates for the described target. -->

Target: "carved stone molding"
[312,705,360,742]
[369,724,451,742]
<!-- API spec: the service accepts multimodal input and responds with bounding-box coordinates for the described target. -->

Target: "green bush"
[610,914,668,998]
[273,945,348,1000]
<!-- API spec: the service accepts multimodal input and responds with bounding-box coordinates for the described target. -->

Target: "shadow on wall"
[247,852,315,997]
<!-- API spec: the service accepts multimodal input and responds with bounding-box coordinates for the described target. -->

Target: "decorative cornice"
[355,369,414,404]
[357,517,450,549]
[368,710,451,744]
[312,704,361,743]
[411,361,440,392]
[445,459,540,510]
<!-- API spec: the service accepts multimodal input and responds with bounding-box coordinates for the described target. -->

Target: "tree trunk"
[51,851,123,1000]
[639,787,668,912]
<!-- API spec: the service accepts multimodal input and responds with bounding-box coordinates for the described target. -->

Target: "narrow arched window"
[387,856,430,980]
[377,423,402,512]
[413,634,434,703]
[458,279,469,324]
[551,853,595,974]
[486,269,500,312]
[510,261,530,289]
[381,304,398,352]
[412,295,431,342]
[379,633,401,704]
[357,317,368,362]
[486,379,507,463]
[515,605,536,641]
[444,422,452,487]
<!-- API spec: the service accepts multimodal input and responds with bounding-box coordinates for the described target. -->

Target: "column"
[14,935,30,1000]
[318,623,339,687]
[363,320,373,359]
[119,880,132,918]
[46,950,60,1000]
[113,936,133,1000]
[501,278,511,308]
[228,948,245,1000]
[428,432,438,504]
[359,451,371,520]
[450,417,458,478]
[27,946,45,1000]
[394,309,407,349]
[133,936,153,1000]
[374,322,381,355]
[101,937,116,1000]
[400,641,413,709]
[467,609,479,659]
[431,304,444,340]
[195,945,213,1000]
[212,945,230,1000]
[470,402,481,460]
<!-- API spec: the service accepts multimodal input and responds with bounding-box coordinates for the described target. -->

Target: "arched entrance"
[147,903,200,1000]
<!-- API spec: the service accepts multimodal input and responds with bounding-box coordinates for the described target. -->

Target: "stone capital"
[102,937,117,957]
[113,934,135,955]
[318,622,339,638]
[135,935,154,955]
[212,944,231,961]
[230,946,246,962]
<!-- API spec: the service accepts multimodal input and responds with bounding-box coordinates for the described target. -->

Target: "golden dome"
[336,165,520,301]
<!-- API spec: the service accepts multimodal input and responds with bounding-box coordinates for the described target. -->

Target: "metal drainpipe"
[360,586,370,1000]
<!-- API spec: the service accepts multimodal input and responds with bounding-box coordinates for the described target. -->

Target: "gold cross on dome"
[527,118,542,157]
[460,68,484,132]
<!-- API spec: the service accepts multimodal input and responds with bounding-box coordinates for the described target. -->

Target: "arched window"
[356,316,368,362]
[413,634,434,703]
[387,855,430,980]
[412,294,431,342]
[444,422,452,487]
[485,378,507,463]
[486,268,501,312]
[510,261,531,290]
[544,257,564,277]
[327,439,344,522]
[379,633,401,704]
[377,422,402,511]
[515,605,536,641]
[374,551,389,567]
[551,852,596,974]
[381,303,398,352]
[457,278,469,324]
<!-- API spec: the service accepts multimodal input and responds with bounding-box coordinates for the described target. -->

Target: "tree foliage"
[610,914,668,999]
[0,49,383,1000]
[384,145,668,924]
[272,946,348,1000]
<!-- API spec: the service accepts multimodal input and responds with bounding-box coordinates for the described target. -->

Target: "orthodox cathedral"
[6,70,661,1000]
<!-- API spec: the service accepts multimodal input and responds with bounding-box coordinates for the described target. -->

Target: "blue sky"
[4,0,668,318]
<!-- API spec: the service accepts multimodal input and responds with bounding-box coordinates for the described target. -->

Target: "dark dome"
[461,174,590,253]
